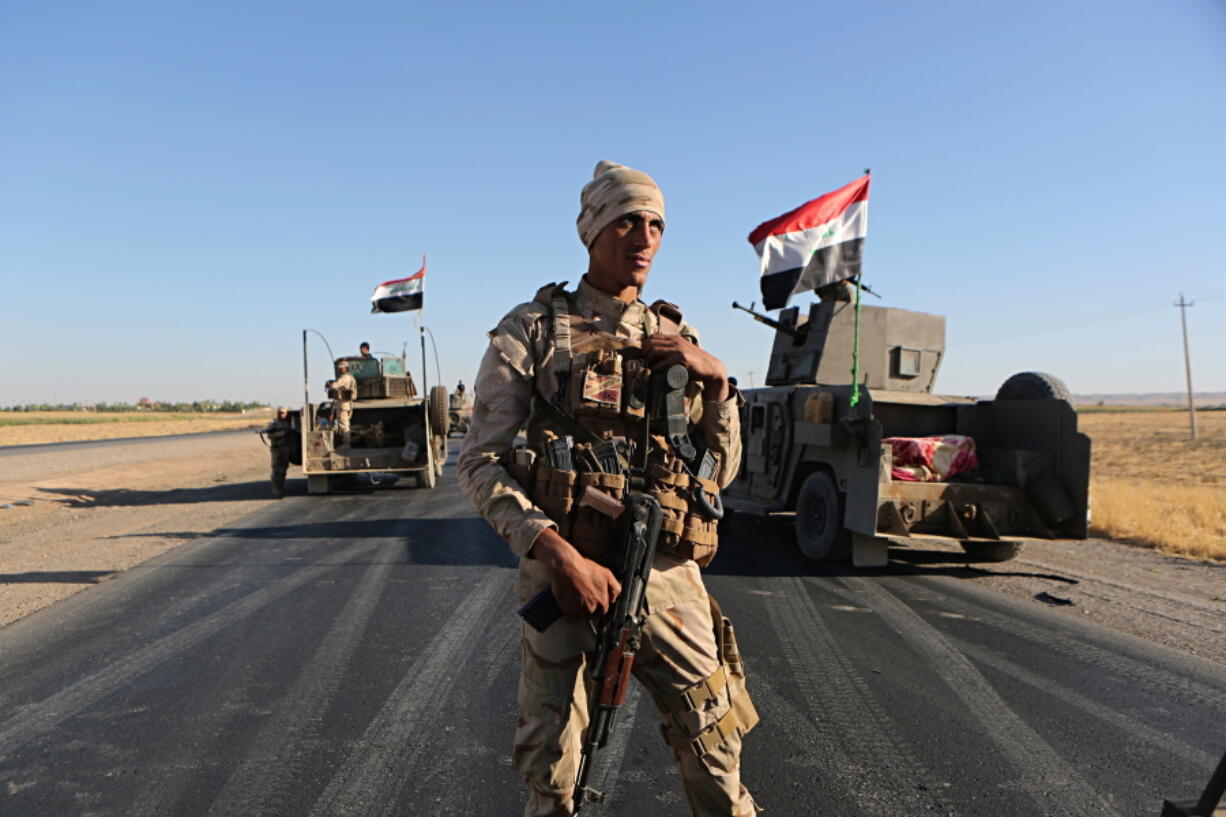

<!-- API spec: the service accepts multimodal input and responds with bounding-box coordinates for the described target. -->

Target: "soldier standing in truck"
[332,362,357,446]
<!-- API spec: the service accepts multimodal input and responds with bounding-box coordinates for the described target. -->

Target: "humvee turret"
[724,296,1091,566]
[284,333,449,494]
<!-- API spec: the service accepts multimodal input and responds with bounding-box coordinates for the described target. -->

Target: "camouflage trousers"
[270,449,291,495]
[335,403,353,437]
[513,562,759,817]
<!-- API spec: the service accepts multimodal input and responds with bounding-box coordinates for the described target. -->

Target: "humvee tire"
[961,540,1023,562]
[794,471,851,561]
[416,466,436,489]
[307,475,332,495]
[995,372,1071,403]
[434,435,446,478]
[429,385,450,437]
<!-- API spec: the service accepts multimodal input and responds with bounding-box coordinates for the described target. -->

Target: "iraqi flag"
[748,174,870,310]
[370,258,424,313]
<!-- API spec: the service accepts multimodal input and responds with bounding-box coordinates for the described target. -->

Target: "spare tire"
[995,372,1071,402]
[429,385,450,437]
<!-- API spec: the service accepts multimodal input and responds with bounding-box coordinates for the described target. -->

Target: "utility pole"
[1175,293,1198,441]
[748,370,755,388]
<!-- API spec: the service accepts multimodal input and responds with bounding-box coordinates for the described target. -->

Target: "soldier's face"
[587,210,663,297]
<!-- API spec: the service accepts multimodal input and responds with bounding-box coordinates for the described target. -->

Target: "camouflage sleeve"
[678,319,743,489]
[456,313,556,558]
[700,388,743,489]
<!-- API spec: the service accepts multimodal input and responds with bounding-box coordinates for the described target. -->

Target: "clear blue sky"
[2,0,1223,406]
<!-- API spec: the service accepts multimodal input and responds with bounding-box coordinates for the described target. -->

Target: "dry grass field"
[1079,408,1226,560]
[0,410,268,446]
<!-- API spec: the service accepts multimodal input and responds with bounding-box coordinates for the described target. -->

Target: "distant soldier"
[450,380,470,410]
[359,342,374,359]
[263,406,295,497]
[332,362,357,445]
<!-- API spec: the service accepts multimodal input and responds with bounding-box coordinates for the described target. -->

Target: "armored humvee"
[723,296,1091,566]
[284,333,450,494]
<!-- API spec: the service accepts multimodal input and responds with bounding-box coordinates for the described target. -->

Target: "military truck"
[723,296,1091,567]
[284,333,450,494]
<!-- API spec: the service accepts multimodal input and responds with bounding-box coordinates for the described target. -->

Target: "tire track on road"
[0,537,383,758]
[305,569,515,817]
[910,577,1226,713]
[762,576,956,815]
[198,540,402,817]
[945,634,1217,768]
[842,577,1120,817]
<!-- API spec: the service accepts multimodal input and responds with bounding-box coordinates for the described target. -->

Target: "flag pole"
[416,254,427,398]
[848,168,870,409]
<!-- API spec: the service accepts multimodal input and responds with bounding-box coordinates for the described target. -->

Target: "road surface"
[0,443,1221,816]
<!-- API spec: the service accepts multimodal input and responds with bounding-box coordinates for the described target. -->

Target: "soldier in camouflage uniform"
[331,362,357,446]
[458,161,759,816]
[264,406,295,498]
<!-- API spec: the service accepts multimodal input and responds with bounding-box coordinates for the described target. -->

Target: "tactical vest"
[508,283,722,568]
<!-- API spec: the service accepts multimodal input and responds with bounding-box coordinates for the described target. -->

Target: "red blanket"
[884,435,978,482]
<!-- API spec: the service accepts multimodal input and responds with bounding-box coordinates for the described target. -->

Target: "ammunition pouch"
[532,464,576,540]
[647,464,720,567]
[570,471,626,565]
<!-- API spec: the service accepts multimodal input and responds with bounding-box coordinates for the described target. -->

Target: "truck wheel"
[429,385,450,437]
[795,472,851,561]
[995,372,1071,402]
[307,475,332,495]
[961,540,1023,562]
[416,466,437,489]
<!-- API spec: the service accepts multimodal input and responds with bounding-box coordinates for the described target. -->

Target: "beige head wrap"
[576,160,665,248]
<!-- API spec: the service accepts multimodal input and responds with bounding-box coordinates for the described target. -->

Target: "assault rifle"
[515,494,663,810]
[573,492,662,808]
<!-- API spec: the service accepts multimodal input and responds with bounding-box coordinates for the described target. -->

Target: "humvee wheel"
[429,385,450,437]
[795,472,851,561]
[961,540,1023,562]
[416,466,437,489]
[307,475,332,495]
[433,435,446,478]
[995,372,1071,402]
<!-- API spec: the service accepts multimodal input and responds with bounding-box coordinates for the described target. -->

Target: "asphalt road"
[0,443,1222,816]
[0,428,253,456]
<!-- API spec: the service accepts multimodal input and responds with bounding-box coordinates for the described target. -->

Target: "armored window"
[893,347,921,378]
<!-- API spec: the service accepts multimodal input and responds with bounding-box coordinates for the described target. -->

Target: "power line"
[950,297,1169,345]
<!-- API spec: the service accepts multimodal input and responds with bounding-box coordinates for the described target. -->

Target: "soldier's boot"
[270,478,285,498]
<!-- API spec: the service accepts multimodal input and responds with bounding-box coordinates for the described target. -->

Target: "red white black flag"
[371,257,425,313]
[748,174,870,310]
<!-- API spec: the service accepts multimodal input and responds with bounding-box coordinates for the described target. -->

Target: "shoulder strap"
[649,300,683,336]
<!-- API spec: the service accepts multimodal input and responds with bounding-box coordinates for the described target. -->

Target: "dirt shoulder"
[0,413,267,446]
[0,434,280,627]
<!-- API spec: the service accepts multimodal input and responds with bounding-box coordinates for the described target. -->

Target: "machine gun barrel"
[732,301,799,338]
